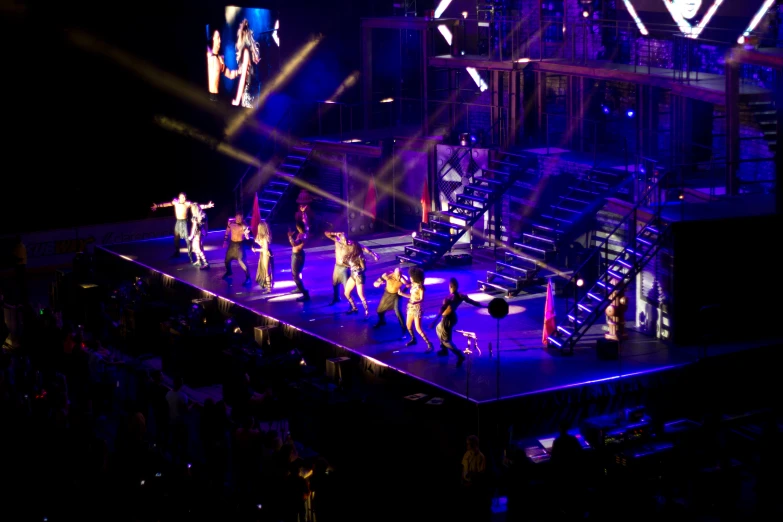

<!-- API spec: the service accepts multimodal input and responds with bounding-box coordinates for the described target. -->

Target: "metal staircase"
[548,173,672,355]
[479,167,632,296]
[746,97,777,154]
[396,150,538,267]
[256,146,314,221]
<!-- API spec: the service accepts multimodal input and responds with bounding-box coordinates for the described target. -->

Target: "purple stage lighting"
[626,110,635,118]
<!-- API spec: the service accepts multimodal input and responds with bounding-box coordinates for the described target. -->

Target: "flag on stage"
[421,178,431,224]
[251,192,261,236]
[364,175,377,220]
[542,278,556,347]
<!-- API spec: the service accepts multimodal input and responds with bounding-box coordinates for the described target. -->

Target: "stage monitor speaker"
[596,339,619,360]
[326,357,351,386]
[254,326,276,347]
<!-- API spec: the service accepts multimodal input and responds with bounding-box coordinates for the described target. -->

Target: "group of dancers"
[152,192,485,366]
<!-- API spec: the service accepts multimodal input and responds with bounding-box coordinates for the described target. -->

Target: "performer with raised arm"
[151,193,214,261]
[398,267,434,352]
[294,190,315,234]
[343,240,380,317]
[222,212,251,285]
[188,203,209,270]
[253,219,274,293]
[229,19,261,108]
[324,230,350,305]
[288,220,310,302]
[372,266,410,335]
[430,278,484,367]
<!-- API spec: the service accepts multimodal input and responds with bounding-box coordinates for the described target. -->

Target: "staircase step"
[397,255,426,266]
[541,214,574,225]
[404,246,436,257]
[496,261,534,279]
[458,193,489,204]
[626,247,643,257]
[557,325,573,337]
[567,314,584,325]
[547,336,564,348]
[262,190,284,196]
[481,167,511,178]
[268,181,290,189]
[464,184,494,195]
[561,196,591,205]
[258,197,278,204]
[436,211,470,222]
[487,271,521,286]
[505,252,540,269]
[586,292,602,302]
[448,202,483,214]
[614,258,632,269]
[606,269,625,281]
[420,227,451,240]
[550,205,582,214]
[577,303,593,314]
[515,243,552,260]
[636,236,652,246]
[279,163,302,171]
[490,159,518,168]
[532,223,561,237]
[478,280,516,294]
[645,226,660,235]
[414,237,444,249]
[522,233,557,248]
[275,171,295,179]
[596,280,615,292]
[570,187,603,196]
[430,219,466,231]
[473,176,504,187]
[286,155,308,162]
[292,146,313,153]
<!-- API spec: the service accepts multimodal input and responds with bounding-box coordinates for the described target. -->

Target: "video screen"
[618,0,774,43]
[206,5,279,107]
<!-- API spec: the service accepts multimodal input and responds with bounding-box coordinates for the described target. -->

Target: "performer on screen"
[343,240,380,317]
[253,219,274,293]
[222,212,251,285]
[207,29,226,101]
[398,267,433,352]
[151,193,214,261]
[229,19,261,108]
[431,278,484,367]
[188,203,209,269]
[373,267,409,335]
[288,220,310,302]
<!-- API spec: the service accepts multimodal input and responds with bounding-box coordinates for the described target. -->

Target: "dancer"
[343,240,380,317]
[372,267,410,335]
[324,231,350,305]
[230,19,261,108]
[253,219,274,293]
[431,278,484,367]
[288,220,310,302]
[151,193,214,261]
[222,212,251,285]
[188,203,209,269]
[207,29,226,101]
[398,267,434,351]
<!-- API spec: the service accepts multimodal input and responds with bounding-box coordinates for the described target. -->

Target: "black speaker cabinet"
[326,357,351,386]
[596,339,619,360]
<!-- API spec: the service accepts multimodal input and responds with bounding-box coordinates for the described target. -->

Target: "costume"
[223,219,251,284]
[373,271,408,332]
[237,45,258,109]
[345,252,368,315]
[289,230,309,301]
[403,282,433,351]
[435,292,482,364]
[189,211,209,269]
[254,222,274,291]
[329,239,350,304]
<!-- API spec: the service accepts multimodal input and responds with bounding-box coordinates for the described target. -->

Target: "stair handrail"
[566,168,673,301]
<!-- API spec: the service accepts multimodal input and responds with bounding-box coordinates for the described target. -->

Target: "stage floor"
[100,231,726,403]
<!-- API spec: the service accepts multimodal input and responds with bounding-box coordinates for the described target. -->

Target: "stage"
[94,231,762,408]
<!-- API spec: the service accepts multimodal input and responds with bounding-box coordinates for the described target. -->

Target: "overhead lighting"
[517,58,531,63]
[324,100,336,104]
[380,97,394,103]
[462,11,468,19]
[437,25,453,45]
[272,20,280,47]
[738,0,775,43]
[434,0,452,18]
[466,67,488,92]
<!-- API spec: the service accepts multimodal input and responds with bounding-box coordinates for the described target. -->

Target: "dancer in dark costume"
[372,267,409,335]
[398,267,434,352]
[222,212,251,285]
[288,220,310,302]
[431,278,484,367]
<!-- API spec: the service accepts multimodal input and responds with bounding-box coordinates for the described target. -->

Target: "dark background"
[1,0,434,234]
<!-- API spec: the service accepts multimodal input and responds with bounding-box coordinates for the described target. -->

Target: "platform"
[95,231,773,408]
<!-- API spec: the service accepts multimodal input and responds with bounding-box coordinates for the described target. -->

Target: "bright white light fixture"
[738,0,775,43]
[437,25,453,45]
[380,97,394,103]
[272,20,280,47]
[622,0,649,36]
[434,0,452,18]
[466,67,488,92]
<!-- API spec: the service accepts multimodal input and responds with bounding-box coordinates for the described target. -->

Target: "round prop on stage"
[488,297,509,320]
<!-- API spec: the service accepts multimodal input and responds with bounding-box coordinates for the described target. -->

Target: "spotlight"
[678,193,684,200]
[412,231,417,238]
[583,10,589,17]
[626,110,635,118]
[602,105,610,115]
[576,278,584,287]
[460,50,465,56]
[462,11,468,19]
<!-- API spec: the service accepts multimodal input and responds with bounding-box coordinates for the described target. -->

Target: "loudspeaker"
[596,338,619,360]
[254,326,275,347]
[326,357,351,386]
